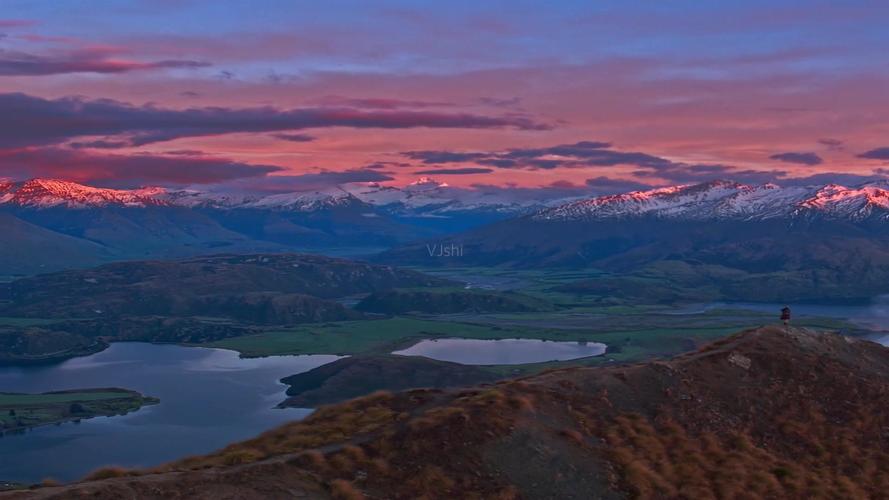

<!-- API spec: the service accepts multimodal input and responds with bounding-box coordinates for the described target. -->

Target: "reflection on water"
[0,343,341,484]
[393,338,606,365]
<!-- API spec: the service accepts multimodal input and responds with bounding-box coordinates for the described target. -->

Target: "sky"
[1,0,888,195]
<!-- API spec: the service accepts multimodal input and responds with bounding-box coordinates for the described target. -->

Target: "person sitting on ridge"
[780,306,791,326]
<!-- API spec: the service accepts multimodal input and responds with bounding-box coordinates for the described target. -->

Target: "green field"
[0,388,159,432]
[209,264,863,378]
[0,317,60,327]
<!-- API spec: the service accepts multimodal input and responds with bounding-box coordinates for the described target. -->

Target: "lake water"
[0,343,341,484]
[393,338,607,365]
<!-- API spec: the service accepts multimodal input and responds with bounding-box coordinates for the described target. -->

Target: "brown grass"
[330,479,365,500]
[53,328,889,500]
[84,466,130,481]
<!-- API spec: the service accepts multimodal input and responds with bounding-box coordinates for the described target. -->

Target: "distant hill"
[13,327,888,498]
[2,253,450,319]
[279,355,500,407]
[0,253,452,363]
[355,288,556,314]
[0,213,106,275]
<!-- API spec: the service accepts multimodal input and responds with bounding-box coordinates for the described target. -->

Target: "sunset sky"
[2,0,888,195]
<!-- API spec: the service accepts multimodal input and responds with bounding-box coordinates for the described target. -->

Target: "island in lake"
[0,388,158,433]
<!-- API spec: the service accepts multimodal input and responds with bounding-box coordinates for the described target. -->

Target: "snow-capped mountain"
[534,180,889,222]
[0,177,550,217]
[237,188,367,212]
[6,177,888,223]
[0,179,166,209]
[343,177,563,216]
[153,189,258,209]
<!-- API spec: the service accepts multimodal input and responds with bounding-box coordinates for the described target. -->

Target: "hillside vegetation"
[355,288,556,314]
[0,254,451,364]
[8,327,887,499]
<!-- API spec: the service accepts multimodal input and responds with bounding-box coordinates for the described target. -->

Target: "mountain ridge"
[535,179,889,222]
[0,177,555,216]
[5,177,889,223]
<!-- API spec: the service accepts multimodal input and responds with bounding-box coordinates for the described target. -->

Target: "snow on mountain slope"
[4,177,889,222]
[238,188,366,211]
[343,177,562,215]
[796,182,889,220]
[154,189,257,209]
[0,179,167,208]
[534,180,889,222]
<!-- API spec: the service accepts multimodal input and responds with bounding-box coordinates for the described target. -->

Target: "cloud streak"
[858,147,889,161]
[0,48,209,76]
[308,95,454,109]
[414,167,493,175]
[271,133,316,142]
[0,93,550,149]
[399,140,856,186]
[402,141,673,171]
[769,152,823,166]
[0,148,282,187]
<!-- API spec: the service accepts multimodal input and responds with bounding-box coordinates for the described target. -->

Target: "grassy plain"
[0,388,159,432]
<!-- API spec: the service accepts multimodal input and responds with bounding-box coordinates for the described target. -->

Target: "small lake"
[393,338,607,365]
[0,343,341,484]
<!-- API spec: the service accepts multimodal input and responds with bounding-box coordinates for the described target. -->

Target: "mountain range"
[0,177,563,275]
[382,179,889,302]
[3,177,889,280]
[0,177,552,217]
[535,179,889,222]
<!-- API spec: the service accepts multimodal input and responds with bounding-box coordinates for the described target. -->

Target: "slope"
[8,327,888,499]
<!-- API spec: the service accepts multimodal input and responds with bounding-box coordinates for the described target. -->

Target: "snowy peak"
[407,177,449,189]
[798,183,889,219]
[7,177,888,223]
[0,177,553,217]
[239,187,366,212]
[342,178,563,215]
[535,180,889,222]
[0,179,168,208]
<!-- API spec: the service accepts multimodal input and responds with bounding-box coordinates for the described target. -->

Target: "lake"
[393,338,607,365]
[0,343,341,484]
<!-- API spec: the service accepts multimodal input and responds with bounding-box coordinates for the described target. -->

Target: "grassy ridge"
[0,388,159,432]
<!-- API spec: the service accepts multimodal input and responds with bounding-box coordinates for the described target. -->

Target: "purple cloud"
[0,48,209,76]
[68,139,132,149]
[769,152,823,165]
[271,133,316,142]
[413,167,493,175]
[0,147,282,187]
[0,93,550,149]
[478,97,522,108]
[858,147,889,161]
[402,141,667,171]
[817,138,844,151]
[308,95,454,109]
